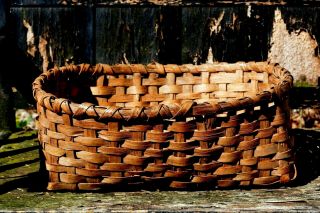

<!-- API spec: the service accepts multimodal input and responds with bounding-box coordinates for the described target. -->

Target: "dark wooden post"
[0,0,15,139]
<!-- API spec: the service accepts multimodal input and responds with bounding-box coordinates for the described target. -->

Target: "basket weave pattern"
[33,62,295,190]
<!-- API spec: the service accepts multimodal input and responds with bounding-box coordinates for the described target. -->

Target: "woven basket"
[33,62,296,191]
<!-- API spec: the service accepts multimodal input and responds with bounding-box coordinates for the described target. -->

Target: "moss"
[0,131,38,167]
[294,80,315,87]
[7,130,37,140]
[0,131,39,185]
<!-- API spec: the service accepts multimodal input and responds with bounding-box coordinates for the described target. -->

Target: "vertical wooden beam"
[10,0,92,6]
[10,7,94,70]
[181,6,274,64]
[0,0,7,33]
[181,7,215,64]
[0,0,15,134]
[95,7,159,64]
[158,7,182,64]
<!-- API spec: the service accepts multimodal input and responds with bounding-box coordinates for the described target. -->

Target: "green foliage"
[294,80,314,87]
[15,109,37,130]
[16,119,28,129]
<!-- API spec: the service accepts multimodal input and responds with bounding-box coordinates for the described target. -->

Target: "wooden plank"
[95,7,159,64]
[0,0,16,131]
[157,7,182,64]
[10,7,94,72]
[94,0,317,6]
[132,8,159,63]
[0,0,7,32]
[11,0,56,5]
[181,7,215,64]
[10,0,92,6]
[181,6,273,64]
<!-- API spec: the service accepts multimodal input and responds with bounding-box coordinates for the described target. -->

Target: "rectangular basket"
[33,62,296,191]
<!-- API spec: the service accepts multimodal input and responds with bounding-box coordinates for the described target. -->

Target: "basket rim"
[32,61,293,121]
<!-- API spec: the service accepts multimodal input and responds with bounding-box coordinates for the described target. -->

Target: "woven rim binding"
[32,61,293,121]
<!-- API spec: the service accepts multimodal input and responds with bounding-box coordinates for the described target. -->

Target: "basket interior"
[45,67,273,108]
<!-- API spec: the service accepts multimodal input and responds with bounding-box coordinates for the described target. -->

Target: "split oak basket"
[33,62,296,191]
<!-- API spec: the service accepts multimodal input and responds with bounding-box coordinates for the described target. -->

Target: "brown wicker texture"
[33,62,296,191]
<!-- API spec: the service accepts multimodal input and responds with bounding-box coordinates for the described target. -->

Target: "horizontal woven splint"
[33,62,296,191]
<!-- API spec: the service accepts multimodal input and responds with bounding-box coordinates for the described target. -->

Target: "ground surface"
[0,130,320,212]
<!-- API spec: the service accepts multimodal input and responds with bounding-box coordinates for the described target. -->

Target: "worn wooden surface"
[93,0,320,6]
[11,0,92,6]
[8,4,320,70]
[0,0,7,33]
[0,0,15,132]
[9,4,276,66]
[181,6,274,63]
[10,7,94,69]
[96,8,159,64]
[7,3,320,104]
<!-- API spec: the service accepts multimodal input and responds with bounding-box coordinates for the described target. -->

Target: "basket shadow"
[0,148,47,195]
[291,128,320,186]
[0,171,47,195]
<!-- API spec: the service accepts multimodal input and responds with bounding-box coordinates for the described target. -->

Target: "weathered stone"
[269,8,320,84]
